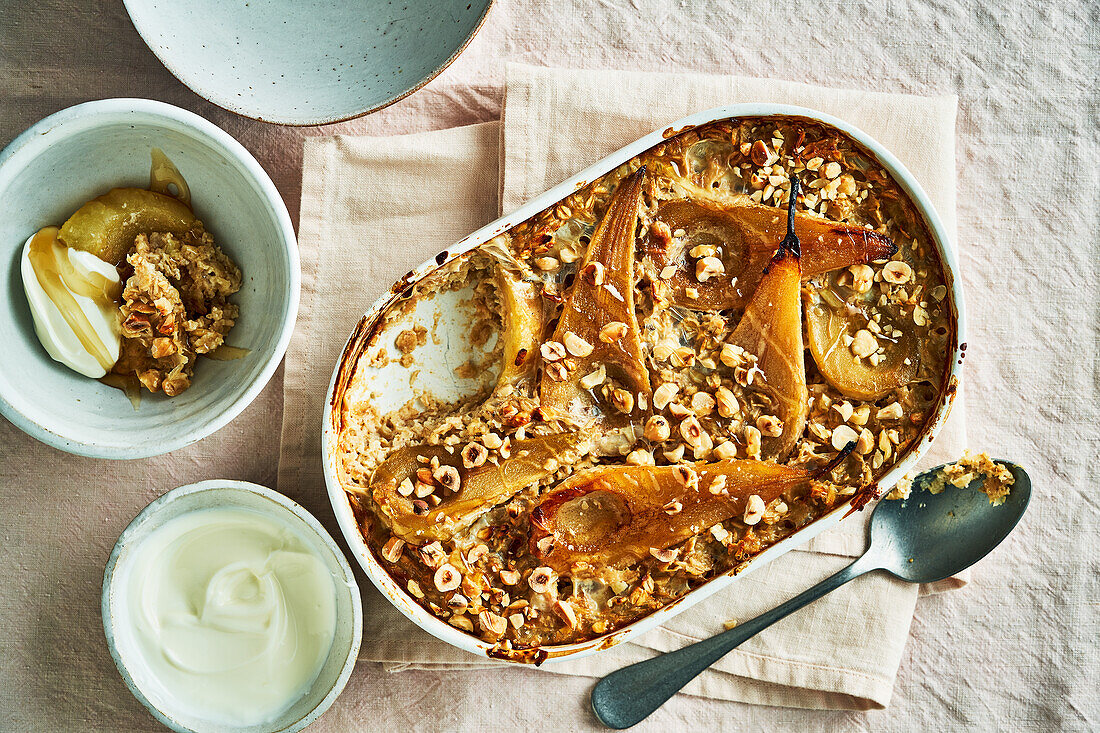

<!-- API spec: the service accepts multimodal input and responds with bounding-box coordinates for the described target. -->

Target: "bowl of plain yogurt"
[102,480,362,733]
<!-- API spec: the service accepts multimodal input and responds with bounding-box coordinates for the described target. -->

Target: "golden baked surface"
[335,116,955,656]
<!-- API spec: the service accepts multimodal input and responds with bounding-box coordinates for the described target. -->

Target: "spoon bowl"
[591,459,1031,729]
[873,461,1031,583]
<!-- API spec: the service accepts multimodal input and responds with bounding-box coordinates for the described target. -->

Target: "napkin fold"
[281,64,967,710]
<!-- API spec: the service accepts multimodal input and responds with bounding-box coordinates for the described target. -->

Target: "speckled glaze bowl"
[102,480,363,733]
[123,0,494,125]
[0,99,299,459]
[322,104,967,665]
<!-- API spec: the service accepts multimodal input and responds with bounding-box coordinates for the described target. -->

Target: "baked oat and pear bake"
[334,116,956,658]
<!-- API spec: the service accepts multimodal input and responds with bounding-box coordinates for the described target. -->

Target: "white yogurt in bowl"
[103,481,361,733]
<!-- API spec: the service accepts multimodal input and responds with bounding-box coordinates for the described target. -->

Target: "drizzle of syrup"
[26,226,121,373]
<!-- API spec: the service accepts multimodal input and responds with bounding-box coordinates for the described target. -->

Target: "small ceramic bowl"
[123,0,494,125]
[0,99,299,458]
[102,480,363,733]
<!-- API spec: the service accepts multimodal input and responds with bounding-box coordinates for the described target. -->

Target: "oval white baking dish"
[322,103,966,665]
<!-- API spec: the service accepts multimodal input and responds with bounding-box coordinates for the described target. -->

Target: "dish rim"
[321,102,967,664]
[0,98,301,459]
[122,0,495,126]
[101,479,364,733]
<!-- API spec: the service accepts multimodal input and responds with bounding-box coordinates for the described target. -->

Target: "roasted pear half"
[365,433,582,543]
[647,189,896,311]
[492,264,544,394]
[540,167,651,426]
[58,187,197,266]
[528,457,832,571]
[725,182,809,462]
[803,285,919,400]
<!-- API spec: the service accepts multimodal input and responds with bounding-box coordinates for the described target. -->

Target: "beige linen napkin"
[281,66,967,710]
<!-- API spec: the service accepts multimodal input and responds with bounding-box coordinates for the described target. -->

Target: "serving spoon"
[591,460,1031,729]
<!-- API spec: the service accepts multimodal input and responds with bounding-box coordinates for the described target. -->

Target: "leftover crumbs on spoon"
[887,451,1015,505]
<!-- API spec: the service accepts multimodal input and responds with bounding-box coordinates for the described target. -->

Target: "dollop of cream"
[20,228,121,378]
[122,507,337,726]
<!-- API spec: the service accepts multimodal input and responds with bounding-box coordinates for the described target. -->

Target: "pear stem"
[780,176,802,257]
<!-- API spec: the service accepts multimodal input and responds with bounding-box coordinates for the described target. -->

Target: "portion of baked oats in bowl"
[323,105,964,664]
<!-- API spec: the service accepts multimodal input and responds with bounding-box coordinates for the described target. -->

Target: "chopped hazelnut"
[611,388,635,414]
[696,256,725,282]
[626,448,654,465]
[708,474,728,495]
[397,478,415,497]
[883,260,913,284]
[381,537,405,563]
[691,391,716,415]
[849,264,874,293]
[856,428,875,454]
[433,465,461,492]
[743,494,766,525]
[756,415,784,437]
[679,416,713,457]
[534,256,560,272]
[670,346,696,368]
[499,569,520,585]
[467,544,489,564]
[653,382,680,410]
[434,564,462,592]
[540,341,567,362]
[446,594,469,613]
[715,386,739,418]
[674,465,699,491]
[650,219,673,244]
[579,365,607,390]
[528,566,554,594]
[719,342,745,368]
[823,161,842,179]
[407,580,425,599]
[480,611,507,638]
[851,329,878,358]
[599,321,628,343]
[461,442,488,469]
[650,547,679,562]
[418,541,447,568]
[553,600,578,630]
[664,443,686,462]
[743,425,762,458]
[831,424,859,451]
[644,415,671,442]
[876,402,904,420]
[581,261,606,286]
[563,331,594,357]
[714,441,738,460]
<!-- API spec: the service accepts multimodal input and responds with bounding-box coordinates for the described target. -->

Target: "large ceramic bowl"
[0,99,299,458]
[322,104,966,664]
[124,0,494,125]
[102,480,362,733]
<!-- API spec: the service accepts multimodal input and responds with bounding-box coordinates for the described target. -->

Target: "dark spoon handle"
[591,553,879,729]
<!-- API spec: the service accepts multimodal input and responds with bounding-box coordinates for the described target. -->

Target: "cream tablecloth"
[0,1,1096,731]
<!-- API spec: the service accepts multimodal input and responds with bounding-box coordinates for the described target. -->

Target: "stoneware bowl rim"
[122,0,495,126]
[101,479,363,733]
